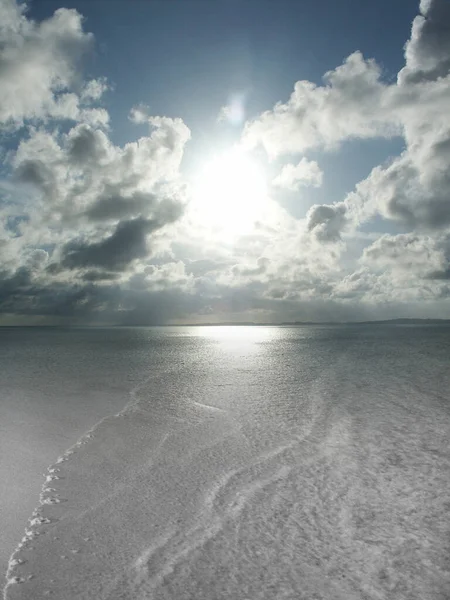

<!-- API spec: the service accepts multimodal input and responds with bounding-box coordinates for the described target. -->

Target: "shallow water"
[3,325,450,599]
[0,327,155,578]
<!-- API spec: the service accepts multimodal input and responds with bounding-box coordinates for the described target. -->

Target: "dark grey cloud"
[67,125,110,165]
[61,217,160,271]
[426,267,450,280]
[399,0,450,84]
[81,271,120,282]
[15,159,57,200]
[86,189,183,223]
[0,268,32,303]
[306,203,347,242]
[0,279,113,320]
[425,233,450,279]
[0,268,105,320]
[0,273,199,325]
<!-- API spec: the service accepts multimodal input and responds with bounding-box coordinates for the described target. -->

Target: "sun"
[191,147,268,236]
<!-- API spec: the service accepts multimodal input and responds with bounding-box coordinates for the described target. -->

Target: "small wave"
[128,463,293,597]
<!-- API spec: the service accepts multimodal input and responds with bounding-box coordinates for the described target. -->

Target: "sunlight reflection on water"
[182,325,281,354]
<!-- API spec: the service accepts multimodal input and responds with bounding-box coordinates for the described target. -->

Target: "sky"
[0,0,450,325]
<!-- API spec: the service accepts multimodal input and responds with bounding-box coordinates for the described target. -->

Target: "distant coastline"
[1,318,450,328]
[168,318,450,327]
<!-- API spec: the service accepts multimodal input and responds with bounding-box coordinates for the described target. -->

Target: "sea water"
[2,325,450,599]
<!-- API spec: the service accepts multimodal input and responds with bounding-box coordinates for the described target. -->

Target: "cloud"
[0,0,196,326]
[66,124,111,165]
[138,261,193,292]
[12,117,190,228]
[85,190,177,223]
[332,269,381,301]
[362,232,450,280]
[81,271,120,282]
[272,158,323,191]
[242,51,398,157]
[60,218,165,271]
[129,105,150,125]
[243,0,449,167]
[4,115,191,294]
[81,78,109,102]
[306,203,347,242]
[399,0,450,84]
[0,118,191,322]
[244,0,450,246]
[232,257,270,277]
[0,0,107,127]
[2,0,450,324]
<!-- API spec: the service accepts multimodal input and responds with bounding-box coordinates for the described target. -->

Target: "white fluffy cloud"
[245,0,450,236]
[272,158,323,191]
[234,0,450,316]
[243,51,399,158]
[361,232,450,280]
[0,0,107,127]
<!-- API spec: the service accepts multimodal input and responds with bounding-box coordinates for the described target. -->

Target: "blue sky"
[28,0,415,203]
[1,0,450,324]
[29,0,417,122]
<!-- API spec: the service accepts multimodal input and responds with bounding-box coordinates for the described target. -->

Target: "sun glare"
[192,147,268,236]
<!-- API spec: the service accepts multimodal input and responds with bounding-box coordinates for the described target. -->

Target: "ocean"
[2,324,450,599]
